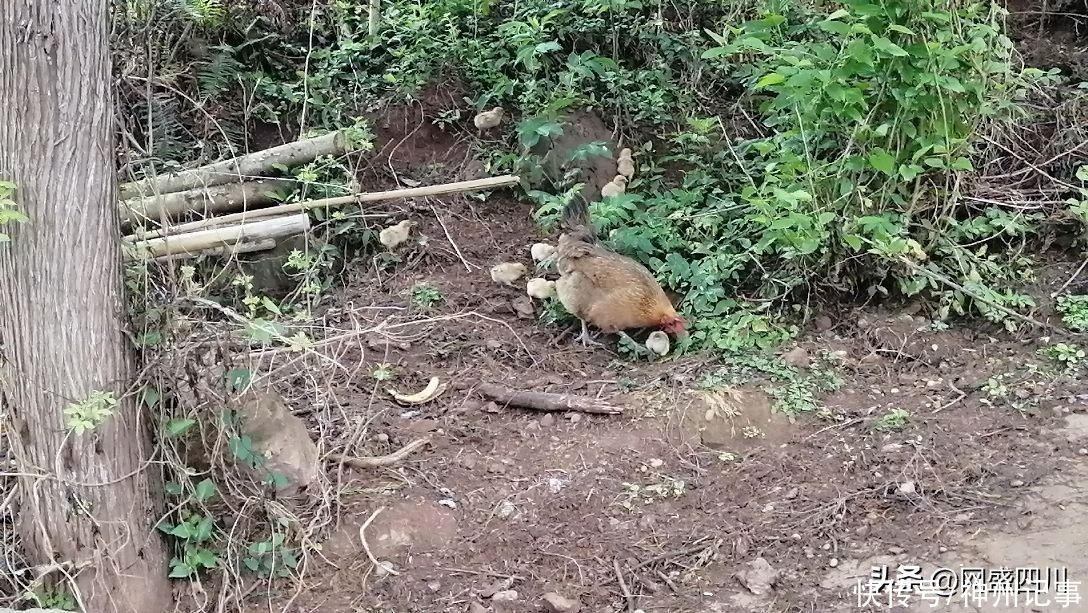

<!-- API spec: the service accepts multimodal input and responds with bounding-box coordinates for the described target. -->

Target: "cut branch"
[119,131,355,199]
[327,437,431,469]
[120,178,292,226]
[126,214,309,260]
[149,238,278,263]
[124,174,521,240]
[476,382,624,415]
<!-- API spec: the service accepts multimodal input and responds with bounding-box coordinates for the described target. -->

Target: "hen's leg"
[575,320,603,347]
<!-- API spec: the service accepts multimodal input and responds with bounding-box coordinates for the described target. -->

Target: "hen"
[553,198,686,349]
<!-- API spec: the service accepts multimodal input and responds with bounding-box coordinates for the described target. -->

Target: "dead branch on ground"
[476,382,625,415]
[326,437,431,469]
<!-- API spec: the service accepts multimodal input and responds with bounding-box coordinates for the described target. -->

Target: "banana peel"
[387,376,447,405]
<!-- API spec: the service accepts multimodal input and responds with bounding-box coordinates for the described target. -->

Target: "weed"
[372,363,395,381]
[63,390,117,435]
[0,180,29,244]
[410,282,443,309]
[1040,342,1085,372]
[244,533,300,579]
[874,409,911,432]
[1056,294,1088,332]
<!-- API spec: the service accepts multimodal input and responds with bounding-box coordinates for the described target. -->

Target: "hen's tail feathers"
[561,195,597,243]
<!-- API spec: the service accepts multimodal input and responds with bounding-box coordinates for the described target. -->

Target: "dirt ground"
[205,6,1088,612]
[217,108,1088,613]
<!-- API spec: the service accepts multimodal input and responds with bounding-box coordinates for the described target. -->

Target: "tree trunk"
[0,3,172,612]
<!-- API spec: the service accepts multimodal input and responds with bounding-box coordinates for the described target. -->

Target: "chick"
[473,107,504,132]
[490,262,527,286]
[617,147,635,179]
[645,331,671,356]
[526,277,556,300]
[530,242,556,263]
[379,219,414,249]
[600,175,628,199]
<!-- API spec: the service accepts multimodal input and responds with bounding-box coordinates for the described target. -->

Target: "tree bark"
[0,3,172,612]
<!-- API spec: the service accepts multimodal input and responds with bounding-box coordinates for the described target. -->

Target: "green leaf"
[193,478,217,502]
[870,35,908,57]
[260,296,282,315]
[867,148,897,176]
[135,331,162,347]
[227,368,252,391]
[243,557,261,572]
[755,72,786,88]
[168,523,193,539]
[169,561,194,578]
[950,157,974,171]
[142,387,162,409]
[164,417,195,438]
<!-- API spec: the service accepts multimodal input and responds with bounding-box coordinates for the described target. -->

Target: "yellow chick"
[490,262,526,286]
[530,242,556,263]
[600,175,627,199]
[645,331,671,356]
[379,219,414,249]
[617,147,635,179]
[473,107,504,132]
[526,277,556,300]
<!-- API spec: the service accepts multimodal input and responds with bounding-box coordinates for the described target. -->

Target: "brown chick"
[554,199,687,349]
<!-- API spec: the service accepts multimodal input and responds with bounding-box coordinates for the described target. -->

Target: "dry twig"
[476,382,624,415]
[326,437,431,469]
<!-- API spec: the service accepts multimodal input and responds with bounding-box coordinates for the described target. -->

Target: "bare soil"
[230,108,1088,613]
[227,12,1088,611]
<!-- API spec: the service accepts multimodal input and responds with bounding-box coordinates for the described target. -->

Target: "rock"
[497,500,517,519]
[734,557,780,596]
[467,602,489,613]
[1079,448,1088,456]
[375,560,396,577]
[784,487,799,500]
[814,315,834,332]
[540,413,556,428]
[542,592,582,612]
[782,346,811,369]
[233,390,319,496]
[1011,479,1025,487]
[491,590,519,602]
[512,297,535,319]
[828,557,839,568]
[897,481,916,496]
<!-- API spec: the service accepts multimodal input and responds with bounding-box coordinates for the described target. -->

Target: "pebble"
[492,590,519,602]
[468,603,488,613]
[939,546,948,553]
[829,558,839,567]
[376,433,389,443]
[785,487,799,500]
[1011,479,1025,487]
[1079,448,1088,456]
[375,560,396,577]
[897,481,917,495]
[889,546,905,554]
[427,581,441,592]
[497,500,516,519]
[541,591,582,613]
[540,413,556,428]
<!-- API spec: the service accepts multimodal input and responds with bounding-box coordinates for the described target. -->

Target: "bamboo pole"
[122,174,521,242]
[119,131,353,199]
[149,239,279,263]
[119,178,292,227]
[127,214,310,260]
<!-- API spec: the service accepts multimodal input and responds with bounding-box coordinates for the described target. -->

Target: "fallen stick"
[476,382,624,415]
[126,214,309,260]
[122,174,521,240]
[119,131,354,199]
[149,238,278,263]
[326,437,430,469]
[120,178,292,226]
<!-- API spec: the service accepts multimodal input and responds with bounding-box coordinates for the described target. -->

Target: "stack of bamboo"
[121,130,519,261]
